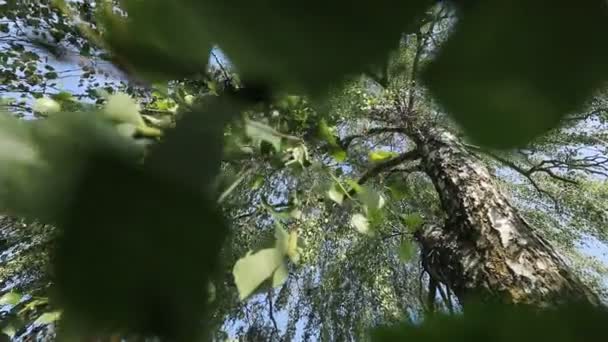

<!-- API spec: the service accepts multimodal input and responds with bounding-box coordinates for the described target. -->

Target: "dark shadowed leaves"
[423,0,608,148]
[100,1,211,81]
[53,150,227,340]
[52,102,236,339]
[103,0,432,92]
[372,302,608,342]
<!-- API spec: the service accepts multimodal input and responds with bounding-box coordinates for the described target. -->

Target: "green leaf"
[0,316,24,339]
[423,0,608,147]
[51,91,73,102]
[34,311,62,325]
[272,262,289,287]
[346,179,364,194]
[401,213,423,232]
[369,150,398,162]
[275,223,290,254]
[33,97,61,114]
[101,1,211,81]
[251,175,265,190]
[386,175,410,200]
[351,213,372,236]
[2,324,18,339]
[358,187,386,212]
[318,119,338,146]
[327,184,344,205]
[0,292,22,306]
[232,248,285,301]
[330,147,347,162]
[51,101,233,339]
[245,119,282,152]
[398,240,415,262]
[103,92,144,126]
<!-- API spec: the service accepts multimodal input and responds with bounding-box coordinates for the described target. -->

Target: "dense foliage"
[0,0,607,341]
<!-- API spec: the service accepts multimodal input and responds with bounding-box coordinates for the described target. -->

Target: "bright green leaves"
[0,292,21,306]
[33,97,61,114]
[371,302,608,342]
[423,0,608,148]
[233,225,301,301]
[233,246,287,301]
[369,150,399,163]
[103,92,144,126]
[351,213,372,236]
[102,92,162,138]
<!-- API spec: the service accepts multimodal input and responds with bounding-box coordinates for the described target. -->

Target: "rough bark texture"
[414,129,599,307]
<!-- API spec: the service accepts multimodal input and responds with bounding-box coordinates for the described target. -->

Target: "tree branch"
[339,127,407,150]
[463,144,563,208]
[356,148,420,186]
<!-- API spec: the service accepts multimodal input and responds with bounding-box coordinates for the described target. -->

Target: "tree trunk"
[413,128,599,307]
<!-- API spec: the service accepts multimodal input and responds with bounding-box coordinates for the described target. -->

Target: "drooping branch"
[462,144,590,209]
[530,155,608,179]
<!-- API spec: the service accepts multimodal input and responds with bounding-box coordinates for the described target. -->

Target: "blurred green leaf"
[109,0,432,91]
[372,302,608,342]
[351,213,372,236]
[100,1,211,81]
[327,184,345,205]
[318,119,338,146]
[359,187,386,212]
[330,147,347,162]
[401,213,423,232]
[233,248,286,301]
[398,240,415,262]
[52,99,233,339]
[245,119,282,152]
[346,179,364,194]
[0,292,21,306]
[423,0,608,147]
[34,311,61,325]
[53,152,227,339]
[103,92,144,126]
[251,175,265,190]
[369,150,398,162]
